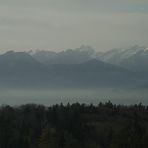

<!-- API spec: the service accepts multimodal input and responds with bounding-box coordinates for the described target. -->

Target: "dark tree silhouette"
[0,102,148,148]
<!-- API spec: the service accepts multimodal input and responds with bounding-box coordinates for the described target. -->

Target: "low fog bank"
[0,87,147,106]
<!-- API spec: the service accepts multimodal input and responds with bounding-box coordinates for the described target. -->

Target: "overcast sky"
[0,0,148,51]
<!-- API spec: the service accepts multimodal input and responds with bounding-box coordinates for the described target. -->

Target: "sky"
[0,0,148,52]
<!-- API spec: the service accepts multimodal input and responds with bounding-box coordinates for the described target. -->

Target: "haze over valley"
[0,45,148,105]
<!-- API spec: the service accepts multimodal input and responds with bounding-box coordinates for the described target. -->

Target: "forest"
[0,101,148,148]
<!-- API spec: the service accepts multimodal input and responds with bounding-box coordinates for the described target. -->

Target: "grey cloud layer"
[0,0,148,51]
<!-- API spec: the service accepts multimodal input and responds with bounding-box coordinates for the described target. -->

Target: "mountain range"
[29,45,148,72]
[0,45,147,89]
[97,45,148,72]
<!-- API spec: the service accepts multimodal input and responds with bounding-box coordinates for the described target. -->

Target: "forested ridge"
[0,101,148,148]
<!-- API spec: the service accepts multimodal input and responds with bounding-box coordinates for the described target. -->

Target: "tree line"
[0,101,148,148]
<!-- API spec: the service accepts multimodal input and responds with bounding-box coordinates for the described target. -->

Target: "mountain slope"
[97,45,148,72]
[0,51,143,88]
[30,45,95,65]
[0,51,49,86]
[46,59,135,88]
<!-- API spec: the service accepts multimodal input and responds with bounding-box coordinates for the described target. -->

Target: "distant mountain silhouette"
[30,45,148,73]
[0,51,49,87]
[30,45,95,65]
[97,45,148,72]
[0,49,146,88]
